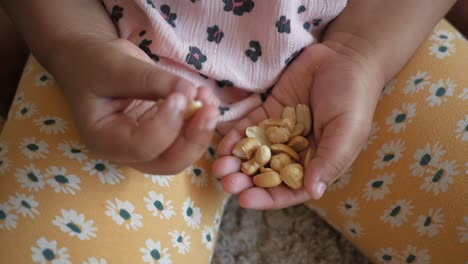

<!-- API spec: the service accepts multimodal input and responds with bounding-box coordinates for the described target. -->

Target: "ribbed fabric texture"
[102,0,346,122]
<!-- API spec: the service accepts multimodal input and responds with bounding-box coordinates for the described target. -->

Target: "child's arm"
[1,0,220,174]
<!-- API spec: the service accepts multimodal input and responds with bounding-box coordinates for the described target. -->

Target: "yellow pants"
[0,20,467,263]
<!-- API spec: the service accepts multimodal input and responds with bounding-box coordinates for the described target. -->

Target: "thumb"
[304,115,370,199]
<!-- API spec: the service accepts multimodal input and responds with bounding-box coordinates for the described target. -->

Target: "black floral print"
[110,5,124,24]
[186,47,207,70]
[160,4,177,28]
[297,5,306,13]
[222,0,255,16]
[303,18,322,31]
[138,39,159,62]
[207,25,225,44]
[245,41,262,62]
[218,106,230,115]
[276,16,291,34]
[146,0,156,8]
[216,80,234,88]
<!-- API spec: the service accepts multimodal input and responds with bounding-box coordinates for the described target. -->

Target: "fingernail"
[175,79,196,98]
[314,181,327,198]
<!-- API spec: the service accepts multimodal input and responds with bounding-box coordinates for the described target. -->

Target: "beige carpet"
[212,197,371,264]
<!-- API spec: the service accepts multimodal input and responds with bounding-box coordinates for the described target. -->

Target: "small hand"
[51,38,219,175]
[213,44,383,209]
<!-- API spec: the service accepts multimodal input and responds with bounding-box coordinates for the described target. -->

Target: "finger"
[304,114,370,200]
[212,156,242,178]
[238,186,310,210]
[221,172,253,194]
[84,92,187,162]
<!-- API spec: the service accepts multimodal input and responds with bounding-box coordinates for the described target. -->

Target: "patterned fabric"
[306,20,468,264]
[101,0,346,122]
[0,58,229,263]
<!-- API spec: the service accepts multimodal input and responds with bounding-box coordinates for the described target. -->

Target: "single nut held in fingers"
[280,163,304,189]
[184,100,203,119]
[254,145,272,166]
[253,171,282,188]
[296,104,312,136]
[270,144,300,161]
[270,153,293,172]
[241,159,260,176]
[287,136,309,152]
[246,126,271,146]
[232,138,261,160]
[266,126,290,144]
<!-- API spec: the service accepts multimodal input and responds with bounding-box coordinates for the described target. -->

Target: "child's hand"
[213,44,384,209]
[51,38,219,175]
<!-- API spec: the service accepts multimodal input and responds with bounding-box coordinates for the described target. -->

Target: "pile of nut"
[232,105,315,189]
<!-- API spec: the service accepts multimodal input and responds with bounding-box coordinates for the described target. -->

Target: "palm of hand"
[213,44,383,209]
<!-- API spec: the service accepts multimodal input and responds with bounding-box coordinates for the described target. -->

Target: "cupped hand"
[49,37,219,175]
[212,43,384,209]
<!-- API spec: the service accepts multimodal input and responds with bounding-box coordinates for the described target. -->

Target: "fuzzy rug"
[212,197,371,264]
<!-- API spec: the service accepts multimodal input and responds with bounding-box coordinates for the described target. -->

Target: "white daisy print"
[105,198,143,231]
[22,63,33,76]
[189,166,208,187]
[404,71,431,95]
[363,173,395,201]
[374,248,400,264]
[15,102,37,119]
[8,193,39,218]
[373,140,405,170]
[420,160,459,195]
[35,72,54,87]
[398,245,431,264]
[182,197,202,229]
[455,115,468,142]
[202,225,215,250]
[380,200,414,228]
[20,137,49,159]
[143,191,176,220]
[457,216,468,243]
[214,210,222,230]
[0,155,11,174]
[31,237,71,264]
[326,169,352,192]
[430,29,455,43]
[0,202,18,230]
[34,116,68,134]
[364,121,380,150]
[143,174,175,188]
[337,197,360,217]
[53,209,97,240]
[82,257,107,264]
[204,144,218,161]
[426,78,456,106]
[380,79,396,99]
[169,230,191,255]
[413,208,444,238]
[12,91,24,106]
[57,140,89,163]
[386,103,416,133]
[15,164,45,192]
[83,159,125,185]
[410,142,446,177]
[140,239,172,264]
[459,88,468,100]
[45,166,81,195]
[429,41,455,59]
[344,221,364,238]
